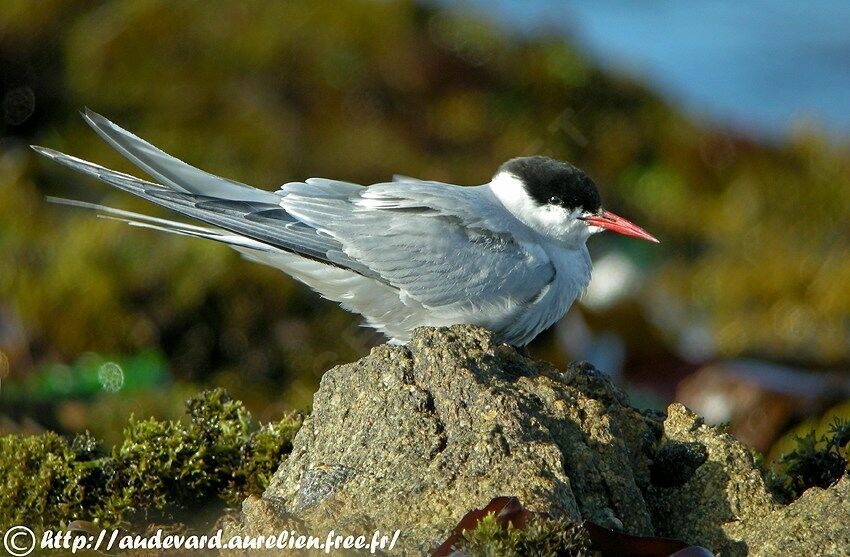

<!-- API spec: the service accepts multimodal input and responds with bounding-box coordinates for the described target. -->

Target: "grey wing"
[281,182,555,313]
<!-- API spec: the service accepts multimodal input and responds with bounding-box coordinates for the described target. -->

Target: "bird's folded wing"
[281,181,556,312]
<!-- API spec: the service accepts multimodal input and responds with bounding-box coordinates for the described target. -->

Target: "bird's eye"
[549,196,562,205]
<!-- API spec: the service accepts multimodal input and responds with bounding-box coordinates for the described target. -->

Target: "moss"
[0,389,302,531]
[235,418,302,503]
[769,417,849,500]
[0,431,105,529]
[457,514,597,557]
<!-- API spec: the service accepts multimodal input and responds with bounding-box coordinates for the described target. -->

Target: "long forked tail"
[30,110,380,279]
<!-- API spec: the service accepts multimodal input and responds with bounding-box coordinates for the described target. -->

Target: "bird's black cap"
[499,156,601,213]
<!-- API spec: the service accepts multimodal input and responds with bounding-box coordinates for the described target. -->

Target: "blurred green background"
[1,1,849,459]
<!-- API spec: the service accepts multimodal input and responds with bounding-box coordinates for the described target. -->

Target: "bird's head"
[490,156,659,246]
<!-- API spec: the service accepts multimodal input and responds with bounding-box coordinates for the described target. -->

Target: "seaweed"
[434,496,712,557]
[458,514,595,557]
[769,417,849,500]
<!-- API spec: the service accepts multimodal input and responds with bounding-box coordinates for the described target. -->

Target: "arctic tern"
[33,110,658,346]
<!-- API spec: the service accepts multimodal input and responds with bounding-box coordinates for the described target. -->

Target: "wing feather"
[31,146,383,281]
[281,182,554,313]
[81,108,281,203]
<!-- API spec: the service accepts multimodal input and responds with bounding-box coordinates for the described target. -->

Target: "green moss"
[0,431,103,529]
[457,514,597,557]
[769,417,849,500]
[0,389,302,531]
[236,417,303,503]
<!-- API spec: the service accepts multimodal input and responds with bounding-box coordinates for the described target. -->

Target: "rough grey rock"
[222,325,849,555]
[647,404,779,556]
[726,476,850,556]
[648,405,850,556]
[225,325,658,554]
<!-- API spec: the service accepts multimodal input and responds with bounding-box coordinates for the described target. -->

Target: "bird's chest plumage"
[550,243,592,306]
[496,243,591,346]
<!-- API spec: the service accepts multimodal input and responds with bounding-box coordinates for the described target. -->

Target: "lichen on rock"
[265,326,655,548]
[2,324,847,555]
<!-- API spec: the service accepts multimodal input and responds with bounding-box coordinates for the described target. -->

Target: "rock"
[726,476,850,556]
[647,404,779,556]
[224,325,658,553]
[221,325,850,555]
